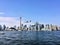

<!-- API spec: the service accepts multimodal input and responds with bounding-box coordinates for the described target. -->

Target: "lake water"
[0,31,60,45]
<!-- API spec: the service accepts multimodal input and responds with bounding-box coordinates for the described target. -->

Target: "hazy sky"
[0,0,60,26]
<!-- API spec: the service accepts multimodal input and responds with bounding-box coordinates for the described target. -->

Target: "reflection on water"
[0,31,60,45]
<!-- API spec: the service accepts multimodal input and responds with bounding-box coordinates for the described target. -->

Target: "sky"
[0,0,60,27]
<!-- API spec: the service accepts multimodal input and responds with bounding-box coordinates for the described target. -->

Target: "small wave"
[0,32,5,35]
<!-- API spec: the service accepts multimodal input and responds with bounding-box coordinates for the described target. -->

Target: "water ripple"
[0,31,59,45]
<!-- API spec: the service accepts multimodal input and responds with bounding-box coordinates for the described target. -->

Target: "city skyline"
[0,0,60,26]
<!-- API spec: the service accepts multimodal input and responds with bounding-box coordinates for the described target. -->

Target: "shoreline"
[0,30,60,31]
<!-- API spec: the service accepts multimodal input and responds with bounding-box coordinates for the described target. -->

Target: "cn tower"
[20,17,22,30]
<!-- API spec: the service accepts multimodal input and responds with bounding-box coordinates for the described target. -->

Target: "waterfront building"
[31,25,36,31]
[34,25,36,31]
[37,24,40,31]
[58,26,60,30]
[21,24,24,30]
[41,25,46,31]
[28,25,31,30]
[38,24,41,31]
[14,25,17,29]
[29,25,33,31]
[23,25,27,30]
[9,27,16,31]
[49,24,53,31]
[42,24,59,31]
[28,24,38,31]
[17,26,20,30]
[44,24,50,31]
[42,24,53,31]
[50,25,58,31]
[35,22,39,31]
[2,25,6,30]
[0,25,2,31]
[52,25,57,30]
[5,27,9,31]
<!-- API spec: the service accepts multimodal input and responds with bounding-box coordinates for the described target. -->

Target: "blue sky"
[0,0,60,26]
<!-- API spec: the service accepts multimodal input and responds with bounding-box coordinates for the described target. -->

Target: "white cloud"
[0,17,20,27]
